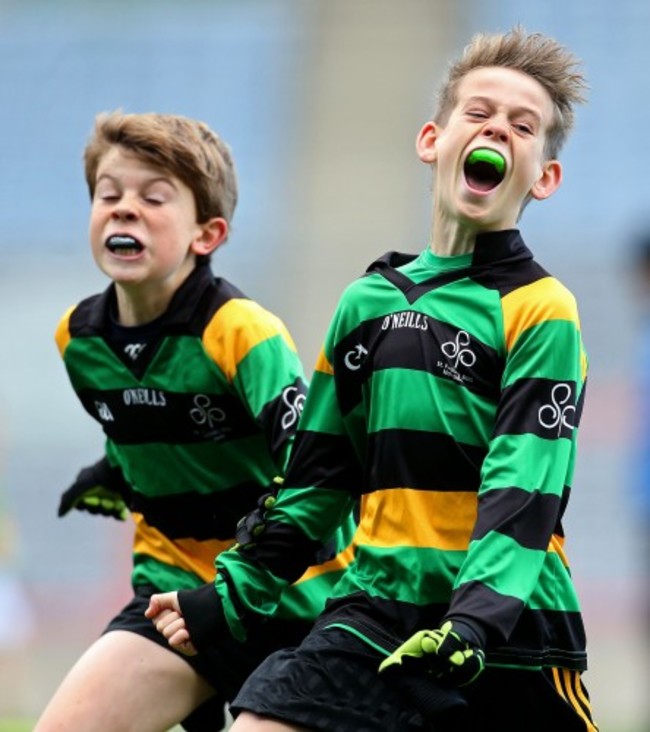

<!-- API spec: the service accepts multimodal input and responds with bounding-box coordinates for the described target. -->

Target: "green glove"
[58,457,132,521]
[379,620,485,687]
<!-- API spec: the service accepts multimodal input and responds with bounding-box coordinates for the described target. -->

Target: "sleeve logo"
[281,385,306,430]
[538,383,575,436]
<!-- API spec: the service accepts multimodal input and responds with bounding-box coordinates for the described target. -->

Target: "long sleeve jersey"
[205,230,589,671]
[54,264,355,622]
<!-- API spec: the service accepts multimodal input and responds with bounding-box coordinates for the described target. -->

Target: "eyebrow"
[95,173,178,188]
[463,95,542,124]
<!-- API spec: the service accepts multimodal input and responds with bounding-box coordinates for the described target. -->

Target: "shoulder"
[501,273,579,323]
[500,272,581,356]
[201,287,298,379]
[336,252,410,307]
[204,288,296,345]
[54,293,104,356]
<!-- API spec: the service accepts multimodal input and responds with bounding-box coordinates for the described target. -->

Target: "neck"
[114,289,168,326]
[429,209,511,257]
[429,216,478,256]
[114,278,182,326]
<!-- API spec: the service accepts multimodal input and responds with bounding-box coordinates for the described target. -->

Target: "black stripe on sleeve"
[494,378,578,440]
[447,580,524,644]
[238,520,325,583]
[258,377,308,462]
[285,431,364,495]
[473,486,561,550]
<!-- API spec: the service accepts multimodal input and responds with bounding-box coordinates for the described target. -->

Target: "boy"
[148,28,599,731]
[35,111,354,732]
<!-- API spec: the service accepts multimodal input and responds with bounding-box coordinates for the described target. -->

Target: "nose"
[111,208,138,222]
[110,193,139,221]
[481,120,509,144]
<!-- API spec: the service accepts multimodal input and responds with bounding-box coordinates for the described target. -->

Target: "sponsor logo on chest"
[122,387,167,407]
[381,311,429,331]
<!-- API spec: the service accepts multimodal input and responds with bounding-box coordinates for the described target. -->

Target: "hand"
[58,457,131,521]
[145,591,198,656]
[233,476,282,548]
[379,620,485,687]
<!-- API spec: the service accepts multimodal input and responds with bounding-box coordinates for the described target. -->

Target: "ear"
[190,217,229,257]
[530,159,562,201]
[416,121,440,164]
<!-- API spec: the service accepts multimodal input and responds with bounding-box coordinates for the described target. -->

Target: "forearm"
[177,583,228,651]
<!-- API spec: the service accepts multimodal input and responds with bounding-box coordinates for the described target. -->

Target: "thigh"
[34,630,217,732]
[231,627,424,732]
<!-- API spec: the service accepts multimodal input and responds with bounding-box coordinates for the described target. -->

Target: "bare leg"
[34,630,216,732]
[231,711,311,731]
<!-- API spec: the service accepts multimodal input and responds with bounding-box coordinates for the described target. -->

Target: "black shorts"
[230,625,599,732]
[104,584,312,732]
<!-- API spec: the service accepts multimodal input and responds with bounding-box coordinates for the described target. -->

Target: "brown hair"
[84,110,238,225]
[434,26,588,158]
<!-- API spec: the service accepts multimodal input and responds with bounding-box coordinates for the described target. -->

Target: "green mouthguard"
[467,148,506,175]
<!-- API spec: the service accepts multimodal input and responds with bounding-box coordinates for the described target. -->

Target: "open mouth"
[464,148,506,192]
[105,235,144,256]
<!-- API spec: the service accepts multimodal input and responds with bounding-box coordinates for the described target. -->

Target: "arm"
[58,455,132,521]
[382,281,587,683]
[151,304,361,650]
[444,285,587,644]
[54,307,133,521]
[202,299,308,473]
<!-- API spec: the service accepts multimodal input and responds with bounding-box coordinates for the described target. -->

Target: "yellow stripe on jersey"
[132,512,231,583]
[358,489,477,550]
[293,542,356,585]
[548,534,570,566]
[314,348,334,376]
[580,347,589,382]
[202,298,299,382]
[54,306,75,356]
[501,277,580,353]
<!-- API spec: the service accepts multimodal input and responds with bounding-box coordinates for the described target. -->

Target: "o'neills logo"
[381,311,429,331]
[122,388,167,407]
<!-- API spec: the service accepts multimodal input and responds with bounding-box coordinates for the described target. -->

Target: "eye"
[467,110,488,120]
[513,122,534,135]
[143,184,173,205]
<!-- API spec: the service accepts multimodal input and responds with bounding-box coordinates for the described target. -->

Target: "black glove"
[379,620,485,687]
[58,457,132,521]
[233,476,282,548]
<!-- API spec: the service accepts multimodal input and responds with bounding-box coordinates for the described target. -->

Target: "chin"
[102,265,148,286]
[457,211,500,231]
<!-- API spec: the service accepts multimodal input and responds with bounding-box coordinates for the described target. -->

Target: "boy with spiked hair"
[149,27,599,731]
[35,111,355,732]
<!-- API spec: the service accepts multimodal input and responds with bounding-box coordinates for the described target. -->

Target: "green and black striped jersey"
[215,230,589,671]
[55,264,355,622]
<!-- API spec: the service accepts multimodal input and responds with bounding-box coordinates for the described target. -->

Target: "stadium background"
[0,0,648,729]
